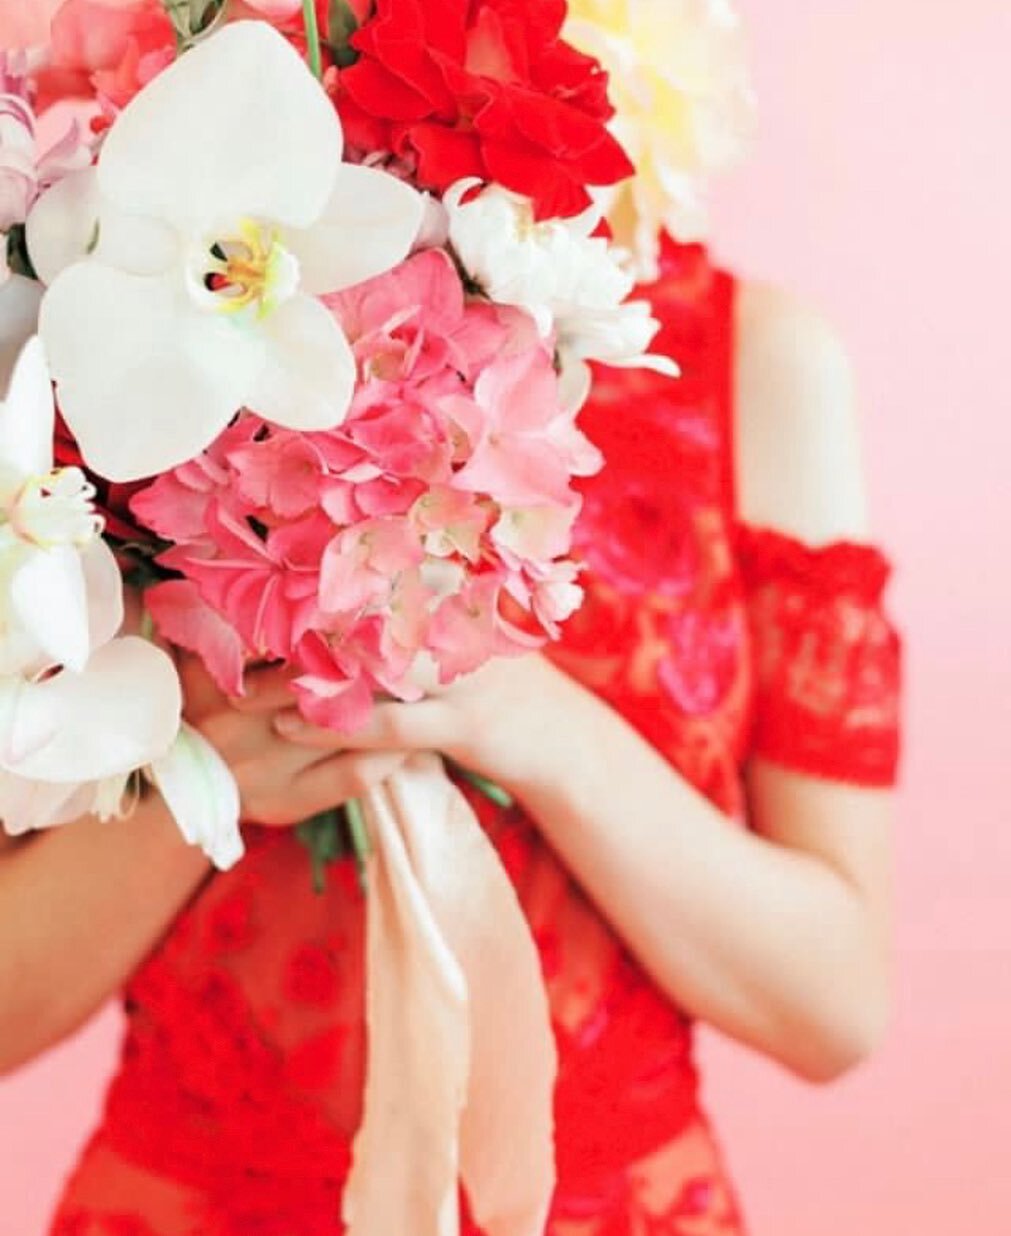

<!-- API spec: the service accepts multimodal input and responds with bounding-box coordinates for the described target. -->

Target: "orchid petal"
[149,722,243,871]
[288,164,424,296]
[98,22,342,232]
[0,276,42,394]
[39,263,260,481]
[0,335,54,479]
[29,169,181,285]
[0,677,22,755]
[94,204,181,278]
[25,168,102,287]
[245,293,355,432]
[82,538,125,652]
[10,545,90,673]
[0,772,91,836]
[0,626,45,679]
[0,636,181,783]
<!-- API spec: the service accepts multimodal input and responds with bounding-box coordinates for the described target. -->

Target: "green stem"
[345,797,371,893]
[302,0,323,80]
[448,762,515,810]
[296,808,345,895]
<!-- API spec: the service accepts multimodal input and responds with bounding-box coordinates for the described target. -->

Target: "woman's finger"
[177,653,229,721]
[288,750,410,820]
[230,663,299,713]
[274,700,451,753]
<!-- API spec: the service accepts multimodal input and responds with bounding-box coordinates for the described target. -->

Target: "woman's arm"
[0,656,407,1076]
[274,280,896,1084]
[0,798,212,1076]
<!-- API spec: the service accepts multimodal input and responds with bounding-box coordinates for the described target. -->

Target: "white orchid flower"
[28,21,424,483]
[0,272,41,391]
[0,337,240,864]
[0,713,245,872]
[0,335,122,675]
[445,179,679,411]
[0,636,181,787]
[149,722,244,870]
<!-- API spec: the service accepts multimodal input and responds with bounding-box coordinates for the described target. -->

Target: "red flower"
[337,0,634,219]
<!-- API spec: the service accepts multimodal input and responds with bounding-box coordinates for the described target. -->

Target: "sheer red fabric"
[50,236,903,1236]
[732,524,902,786]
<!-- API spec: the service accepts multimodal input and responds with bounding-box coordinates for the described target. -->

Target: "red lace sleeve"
[733,521,904,787]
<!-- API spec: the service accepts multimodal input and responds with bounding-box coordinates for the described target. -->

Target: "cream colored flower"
[565,0,756,280]
[445,180,678,412]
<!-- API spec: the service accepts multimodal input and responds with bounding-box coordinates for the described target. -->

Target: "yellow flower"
[565,0,756,280]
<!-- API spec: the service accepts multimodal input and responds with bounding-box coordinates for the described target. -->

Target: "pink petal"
[293,670,375,735]
[145,579,247,698]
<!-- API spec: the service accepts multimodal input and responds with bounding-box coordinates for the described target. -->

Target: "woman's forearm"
[511,665,889,1082]
[0,795,211,1075]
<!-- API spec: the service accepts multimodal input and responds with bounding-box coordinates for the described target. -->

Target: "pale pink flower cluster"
[0,54,89,273]
[133,250,602,732]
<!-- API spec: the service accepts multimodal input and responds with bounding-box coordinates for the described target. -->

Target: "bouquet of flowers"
[0,1,750,1232]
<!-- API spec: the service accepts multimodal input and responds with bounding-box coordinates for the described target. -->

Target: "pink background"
[2,3,1009,1232]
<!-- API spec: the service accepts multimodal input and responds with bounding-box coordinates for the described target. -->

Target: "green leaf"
[296,808,349,895]
[446,761,516,810]
[345,797,371,893]
[326,0,362,69]
[162,0,229,50]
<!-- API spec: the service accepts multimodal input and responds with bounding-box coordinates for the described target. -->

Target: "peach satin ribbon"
[342,753,558,1236]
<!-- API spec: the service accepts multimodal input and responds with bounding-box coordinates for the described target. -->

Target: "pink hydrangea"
[130,250,599,731]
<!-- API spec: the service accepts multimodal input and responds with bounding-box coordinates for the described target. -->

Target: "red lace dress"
[50,238,903,1236]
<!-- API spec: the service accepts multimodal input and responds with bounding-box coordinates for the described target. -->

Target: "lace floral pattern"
[50,237,902,1236]
[733,523,903,785]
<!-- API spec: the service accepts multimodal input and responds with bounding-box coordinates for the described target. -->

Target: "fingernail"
[274,712,302,735]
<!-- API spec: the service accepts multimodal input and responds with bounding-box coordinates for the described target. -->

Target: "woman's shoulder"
[729,277,872,544]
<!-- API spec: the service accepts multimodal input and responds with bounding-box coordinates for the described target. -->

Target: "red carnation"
[336,0,634,219]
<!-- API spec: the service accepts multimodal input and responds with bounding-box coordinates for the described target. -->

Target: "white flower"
[28,21,424,482]
[565,0,756,280]
[0,339,181,803]
[0,338,241,869]
[0,271,41,413]
[445,179,678,411]
[148,722,243,870]
[0,636,182,793]
[0,714,245,872]
[0,335,117,676]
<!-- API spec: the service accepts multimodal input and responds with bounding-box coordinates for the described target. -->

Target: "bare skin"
[0,282,895,1084]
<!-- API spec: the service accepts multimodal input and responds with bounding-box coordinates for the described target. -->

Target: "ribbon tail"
[342,769,470,1236]
[343,754,557,1236]
[388,754,558,1236]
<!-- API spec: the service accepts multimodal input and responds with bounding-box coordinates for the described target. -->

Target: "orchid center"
[7,467,103,550]
[201,220,300,320]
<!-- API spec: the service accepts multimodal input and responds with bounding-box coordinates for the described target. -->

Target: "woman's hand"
[270,653,584,799]
[180,656,409,827]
